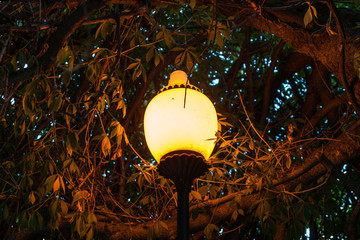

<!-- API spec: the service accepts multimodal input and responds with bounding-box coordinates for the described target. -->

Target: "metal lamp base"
[157,150,209,240]
[157,150,209,187]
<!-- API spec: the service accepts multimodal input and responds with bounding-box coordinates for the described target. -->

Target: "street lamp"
[144,70,218,239]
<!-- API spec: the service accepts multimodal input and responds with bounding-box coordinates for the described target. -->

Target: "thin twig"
[237,90,280,162]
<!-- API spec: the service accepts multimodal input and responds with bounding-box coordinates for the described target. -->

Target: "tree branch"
[325,0,360,112]
[123,51,178,130]
[7,0,106,86]
[225,3,360,104]
[94,123,360,239]
[347,200,360,240]
[260,39,285,124]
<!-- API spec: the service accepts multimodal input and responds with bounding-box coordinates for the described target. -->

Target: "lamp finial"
[168,70,188,86]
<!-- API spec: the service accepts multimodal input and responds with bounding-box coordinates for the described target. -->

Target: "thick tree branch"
[223,4,360,104]
[4,1,360,239]
[300,95,345,137]
[325,0,360,112]
[95,124,360,239]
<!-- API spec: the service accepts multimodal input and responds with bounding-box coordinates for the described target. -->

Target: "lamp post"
[144,70,218,240]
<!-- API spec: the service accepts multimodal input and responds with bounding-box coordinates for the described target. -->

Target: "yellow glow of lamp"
[144,70,218,162]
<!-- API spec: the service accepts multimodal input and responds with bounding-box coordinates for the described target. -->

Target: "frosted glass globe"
[144,71,218,162]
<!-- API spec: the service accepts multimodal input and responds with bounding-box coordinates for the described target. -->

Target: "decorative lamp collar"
[158,70,201,94]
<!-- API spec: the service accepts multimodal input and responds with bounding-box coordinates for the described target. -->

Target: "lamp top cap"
[157,70,200,94]
[168,70,188,86]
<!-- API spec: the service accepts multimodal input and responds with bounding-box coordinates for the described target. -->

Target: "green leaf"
[127,172,140,183]
[97,94,106,112]
[132,64,142,80]
[174,52,185,66]
[170,47,185,52]
[210,185,220,198]
[60,200,68,215]
[249,140,254,150]
[220,28,230,41]
[198,185,208,197]
[163,26,174,47]
[146,47,154,62]
[48,93,63,113]
[66,130,79,156]
[186,53,193,71]
[101,20,115,39]
[286,154,292,169]
[72,191,83,204]
[87,212,97,224]
[155,31,163,41]
[117,99,126,117]
[95,19,115,40]
[69,161,80,174]
[208,27,215,42]
[154,54,160,66]
[126,62,139,70]
[303,7,313,27]
[216,31,224,48]
[59,175,66,193]
[310,5,317,18]
[191,190,202,200]
[22,95,35,120]
[231,209,238,221]
[238,208,244,216]
[44,174,57,193]
[75,215,86,236]
[204,223,219,239]
[57,46,69,64]
[190,0,196,9]
[11,54,17,69]
[65,103,76,127]
[28,191,36,205]
[159,220,168,230]
[220,140,232,148]
[110,125,119,138]
[92,48,112,59]
[29,212,37,230]
[61,71,71,87]
[53,177,60,192]
[110,121,120,128]
[101,135,111,157]
[86,227,94,240]
[36,212,44,228]
[231,209,244,221]
[68,49,74,69]
[85,63,96,83]
[258,155,270,161]
[140,195,150,206]
[26,77,39,95]
[20,211,28,229]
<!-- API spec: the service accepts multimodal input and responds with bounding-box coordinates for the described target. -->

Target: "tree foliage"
[1,0,360,239]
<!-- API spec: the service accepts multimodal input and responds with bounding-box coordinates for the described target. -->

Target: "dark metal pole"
[176,180,190,240]
[157,151,209,240]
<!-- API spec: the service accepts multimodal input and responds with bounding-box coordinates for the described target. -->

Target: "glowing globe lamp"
[143,70,218,240]
[144,70,218,162]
